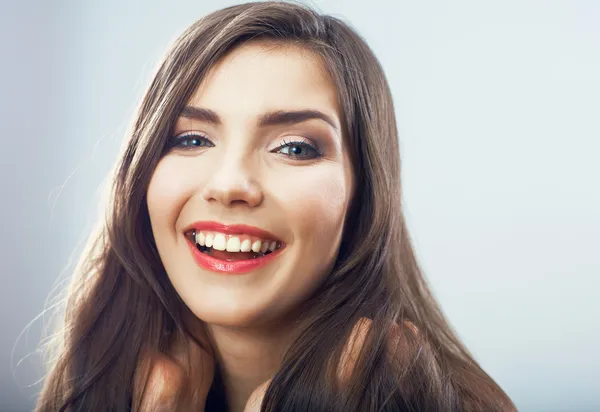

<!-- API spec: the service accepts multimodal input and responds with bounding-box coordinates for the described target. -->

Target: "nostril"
[230,199,250,206]
[202,181,264,208]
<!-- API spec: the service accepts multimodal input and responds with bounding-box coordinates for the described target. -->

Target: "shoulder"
[338,317,420,382]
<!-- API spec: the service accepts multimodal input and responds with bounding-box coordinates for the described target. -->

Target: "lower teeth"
[196,244,270,259]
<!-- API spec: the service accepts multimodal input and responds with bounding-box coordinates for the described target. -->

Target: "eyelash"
[168,132,215,150]
[168,132,323,160]
[274,138,322,160]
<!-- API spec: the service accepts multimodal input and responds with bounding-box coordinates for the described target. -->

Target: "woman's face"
[147,41,354,328]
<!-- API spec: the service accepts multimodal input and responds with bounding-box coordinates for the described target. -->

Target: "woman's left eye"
[168,132,214,150]
[272,139,322,160]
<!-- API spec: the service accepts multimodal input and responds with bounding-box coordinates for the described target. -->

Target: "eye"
[168,132,214,151]
[272,138,322,160]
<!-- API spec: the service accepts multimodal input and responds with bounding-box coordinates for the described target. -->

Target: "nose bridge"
[217,130,258,178]
[202,134,262,207]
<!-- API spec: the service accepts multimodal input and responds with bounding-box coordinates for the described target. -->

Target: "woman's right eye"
[169,132,215,150]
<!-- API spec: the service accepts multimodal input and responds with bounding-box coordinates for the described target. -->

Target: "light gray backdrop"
[1,1,599,411]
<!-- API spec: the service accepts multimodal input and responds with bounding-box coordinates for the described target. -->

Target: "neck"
[207,321,297,412]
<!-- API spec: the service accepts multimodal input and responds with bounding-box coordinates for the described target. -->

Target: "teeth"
[260,241,269,253]
[240,239,252,252]
[192,231,282,254]
[213,234,227,251]
[226,237,241,252]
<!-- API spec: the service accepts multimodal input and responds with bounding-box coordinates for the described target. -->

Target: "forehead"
[187,41,340,124]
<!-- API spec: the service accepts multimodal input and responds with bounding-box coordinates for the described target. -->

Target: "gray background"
[2,0,599,411]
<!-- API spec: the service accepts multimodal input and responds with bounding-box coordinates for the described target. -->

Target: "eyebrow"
[179,106,340,134]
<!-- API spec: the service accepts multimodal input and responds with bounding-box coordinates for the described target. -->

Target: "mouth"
[185,229,284,262]
[183,223,286,274]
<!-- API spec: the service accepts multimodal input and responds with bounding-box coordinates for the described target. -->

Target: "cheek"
[272,163,350,262]
[146,157,199,235]
[145,153,353,326]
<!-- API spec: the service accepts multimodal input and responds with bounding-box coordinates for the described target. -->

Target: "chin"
[187,299,279,329]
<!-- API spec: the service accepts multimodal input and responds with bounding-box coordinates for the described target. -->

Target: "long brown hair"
[36,1,516,411]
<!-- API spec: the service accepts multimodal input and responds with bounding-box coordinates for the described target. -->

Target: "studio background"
[1,1,598,411]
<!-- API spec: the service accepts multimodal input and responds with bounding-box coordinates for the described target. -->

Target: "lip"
[183,221,285,275]
[183,221,281,241]
[186,240,284,274]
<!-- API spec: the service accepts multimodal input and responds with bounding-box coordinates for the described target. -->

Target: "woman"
[36,2,516,411]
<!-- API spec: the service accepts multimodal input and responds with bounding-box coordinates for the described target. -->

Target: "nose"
[201,155,263,208]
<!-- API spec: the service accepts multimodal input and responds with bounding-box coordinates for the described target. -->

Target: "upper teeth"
[194,231,279,253]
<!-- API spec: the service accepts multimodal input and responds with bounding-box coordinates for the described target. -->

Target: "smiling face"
[146,41,354,328]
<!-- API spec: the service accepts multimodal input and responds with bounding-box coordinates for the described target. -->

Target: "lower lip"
[187,240,284,274]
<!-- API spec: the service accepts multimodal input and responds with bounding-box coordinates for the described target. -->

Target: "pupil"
[291,146,302,155]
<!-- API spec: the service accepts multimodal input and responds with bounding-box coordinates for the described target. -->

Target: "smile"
[183,221,285,274]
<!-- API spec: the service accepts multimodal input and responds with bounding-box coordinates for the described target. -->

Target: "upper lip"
[184,221,282,241]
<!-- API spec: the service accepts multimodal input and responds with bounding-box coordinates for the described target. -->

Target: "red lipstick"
[183,221,285,275]
[184,221,281,240]
[187,241,283,274]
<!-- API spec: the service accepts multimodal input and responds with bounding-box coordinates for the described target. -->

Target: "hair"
[36,1,516,411]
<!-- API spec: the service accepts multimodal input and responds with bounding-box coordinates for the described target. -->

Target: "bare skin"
[143,41,419,411]
[133,318,418,411]
[145,41,354,411]
[206,321,298,412]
